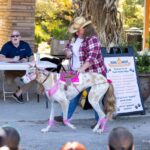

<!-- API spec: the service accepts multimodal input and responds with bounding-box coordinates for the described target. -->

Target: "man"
[0,30,34,103]
[108,127,134,150]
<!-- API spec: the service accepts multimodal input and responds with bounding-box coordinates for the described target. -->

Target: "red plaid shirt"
[65,36,107,76]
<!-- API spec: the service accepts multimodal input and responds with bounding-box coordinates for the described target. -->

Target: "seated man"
[0,30,34,103]
[108,127,134,150]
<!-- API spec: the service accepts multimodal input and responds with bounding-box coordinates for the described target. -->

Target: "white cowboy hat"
[68,16,92,33]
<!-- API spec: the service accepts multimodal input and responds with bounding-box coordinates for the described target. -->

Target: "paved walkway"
[0,92,150,150]
[0,71,150,150]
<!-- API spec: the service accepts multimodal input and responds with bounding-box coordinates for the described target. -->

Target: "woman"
[55,16,107,123]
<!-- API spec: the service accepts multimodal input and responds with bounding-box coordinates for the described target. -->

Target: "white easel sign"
[104,56,144,115]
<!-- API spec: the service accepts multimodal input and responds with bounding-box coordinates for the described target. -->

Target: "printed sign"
[102,47,145,115]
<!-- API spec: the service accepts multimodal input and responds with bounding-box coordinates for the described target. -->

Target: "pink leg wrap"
[98,118,108,130]
[100,118,108,131]
[98,118,103,125]
[48,120,55,126]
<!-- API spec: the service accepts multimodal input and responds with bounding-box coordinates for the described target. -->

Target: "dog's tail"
[103,83,116,119]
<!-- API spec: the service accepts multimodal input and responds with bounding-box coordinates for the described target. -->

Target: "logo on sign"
[109,58,130,67]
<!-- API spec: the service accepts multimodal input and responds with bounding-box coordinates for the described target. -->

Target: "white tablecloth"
[0,61,57,70]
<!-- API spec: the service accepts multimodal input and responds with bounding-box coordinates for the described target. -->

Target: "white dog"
[21,65,115,133]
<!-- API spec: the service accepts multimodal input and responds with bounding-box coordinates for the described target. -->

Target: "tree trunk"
[72,0,123,48]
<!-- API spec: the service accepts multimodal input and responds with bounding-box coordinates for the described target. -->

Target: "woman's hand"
[77,62,91,73]
[77,68,85,73]
[65,49,72,59]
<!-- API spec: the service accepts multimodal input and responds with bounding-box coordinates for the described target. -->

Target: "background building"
[0,0,35,50]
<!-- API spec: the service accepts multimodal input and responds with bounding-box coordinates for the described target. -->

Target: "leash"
[72,84,80,93]
[41,73,49,84]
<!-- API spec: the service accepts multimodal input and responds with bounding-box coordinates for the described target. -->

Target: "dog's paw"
[93,127,106,134]
[41,126,50,133]
[65,122,76,130]
[95,128,103,134]
[69,124,76,130]
[92,124,99,133]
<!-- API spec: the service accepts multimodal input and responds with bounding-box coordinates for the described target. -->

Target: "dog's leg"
[51,90,76,129]
[88,83,109,133]
[41,99,55,133]
[59,98,76,130]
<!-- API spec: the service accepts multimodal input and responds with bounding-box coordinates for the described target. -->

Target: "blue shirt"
[0,41,33,60]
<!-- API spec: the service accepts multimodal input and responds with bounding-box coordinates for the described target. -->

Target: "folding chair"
[2,71,29,102]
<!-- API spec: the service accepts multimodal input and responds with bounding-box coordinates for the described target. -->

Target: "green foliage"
[136,53,150,73]
[119,40,140,55]
[128,41,140,54]
[137,0,144,6]
[119,39,150,73]
[121,0,144,29]
[51,27,70,40]
[35,0,73,45]
[35,25,50,45]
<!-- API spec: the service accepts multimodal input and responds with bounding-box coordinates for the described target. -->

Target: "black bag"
[80,90,92,110]
[80,89,105,110]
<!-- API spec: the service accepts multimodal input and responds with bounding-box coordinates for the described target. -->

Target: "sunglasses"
[11,35,20,38]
